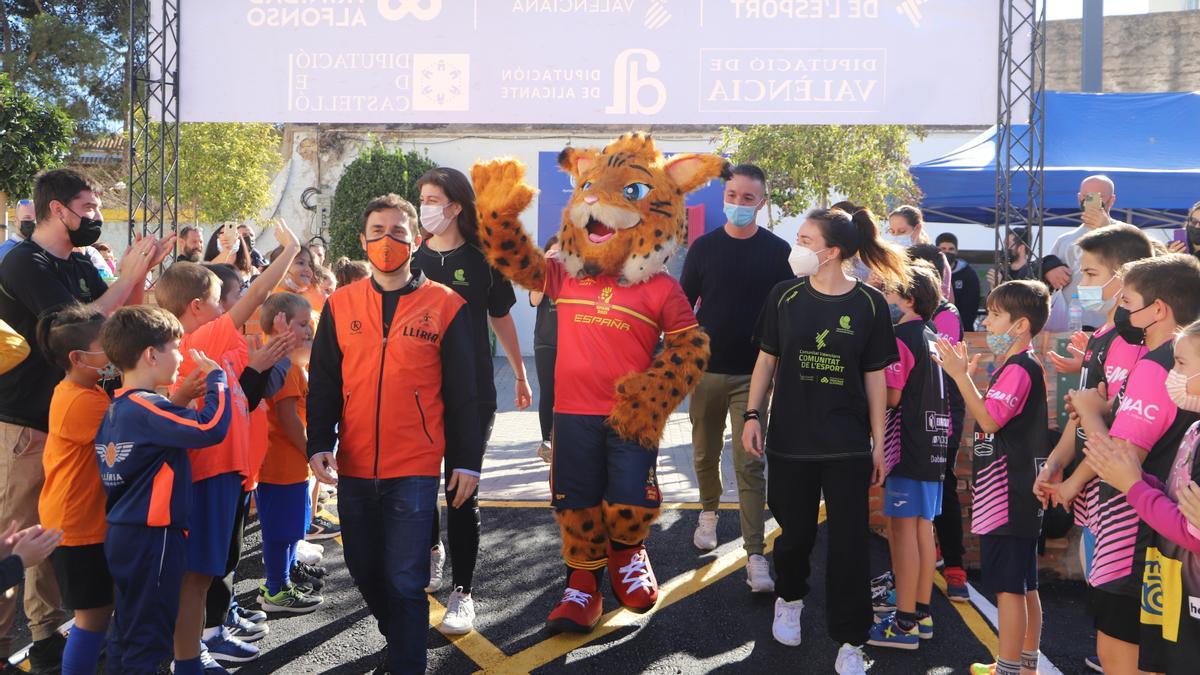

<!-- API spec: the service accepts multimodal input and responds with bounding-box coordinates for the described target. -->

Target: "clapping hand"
[932,337,978,380]
[1048,331,1089,374]
[189,349,220,375]
[1084,435,1143,494]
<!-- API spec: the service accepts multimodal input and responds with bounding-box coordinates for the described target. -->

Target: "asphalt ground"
[7,498,1102,674]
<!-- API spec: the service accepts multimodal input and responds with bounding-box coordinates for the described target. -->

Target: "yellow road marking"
[429,595,510,671]
[933,571,999,655]
[484,505,824,674]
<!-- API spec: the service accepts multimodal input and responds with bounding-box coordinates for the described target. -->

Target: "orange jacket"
[306,275,483,479]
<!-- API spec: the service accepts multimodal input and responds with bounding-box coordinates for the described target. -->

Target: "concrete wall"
[1046,9,1200,92]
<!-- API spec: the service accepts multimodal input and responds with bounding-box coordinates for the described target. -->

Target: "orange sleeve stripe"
[129,385,227,431]
[147,463,175,527]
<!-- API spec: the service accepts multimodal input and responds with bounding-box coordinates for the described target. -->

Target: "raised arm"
[471,159,546,291]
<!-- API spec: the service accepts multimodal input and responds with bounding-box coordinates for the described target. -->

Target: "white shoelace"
[561,587,592,607]
[618,552,655,593]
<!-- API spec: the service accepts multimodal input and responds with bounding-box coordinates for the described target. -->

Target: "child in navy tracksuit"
[94,306,232,675]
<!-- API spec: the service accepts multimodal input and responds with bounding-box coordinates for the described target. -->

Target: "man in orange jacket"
[307,194,482,674]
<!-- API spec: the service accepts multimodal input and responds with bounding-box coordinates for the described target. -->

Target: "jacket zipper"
[414,390,434,444]
[374,313,389,479]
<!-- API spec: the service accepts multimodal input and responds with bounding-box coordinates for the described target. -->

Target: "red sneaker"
[608,545,658,613]
[546,570,603,633]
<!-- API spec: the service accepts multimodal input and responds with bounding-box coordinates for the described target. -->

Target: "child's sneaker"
[290,561,325,591]
[1084,654,1103,672]
[426,544,446,593]
[295,539,324,565]
[969,664,998,675]
[306,513,341,540]
[918,615,933,640]
[944,566,970,602]
[259,584,323,614]
[771,597,803,646]
[867,614,920,650]
[203,626,260,663]
[693,511,718,551]
[197,643,230,674]
[233,604,267,625]
[294,560,328,578]
[872,588,896,614]
[746,554,775,593]
[834,643,872,675]
[870,570,894,596]
[224,606,268,643]
[438,586,476,635]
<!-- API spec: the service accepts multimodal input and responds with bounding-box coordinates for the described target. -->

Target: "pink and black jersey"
[1072,327,1145,528]
[884,319,950,480]
[1091,343,1200,595]
[970,350,1048,539]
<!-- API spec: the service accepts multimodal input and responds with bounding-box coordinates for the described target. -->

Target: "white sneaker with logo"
[426,544,446,593]
[835,643,872,675]
[772,597,803,646]
[294,540,323,565]
[693,510,718,551]
[746,554,775,593]
[438,586,475,635]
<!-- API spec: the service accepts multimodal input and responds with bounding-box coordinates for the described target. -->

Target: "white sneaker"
[693,510,718,551]
[746,554,775,593]
[426,544,446,593]
[834,643,872,675]
[438,586,475,635]
[772,597,803,646]
[295,540,323,565]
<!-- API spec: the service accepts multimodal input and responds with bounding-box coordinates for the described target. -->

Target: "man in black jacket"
[936,233,981,333]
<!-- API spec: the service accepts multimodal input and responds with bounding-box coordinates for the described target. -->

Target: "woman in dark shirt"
[528,236,559,463]
[743,208,908,674]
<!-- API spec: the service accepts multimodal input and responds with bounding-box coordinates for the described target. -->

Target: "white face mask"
[788,245,829,277]
[420,204,454,236]
[1166,368,1200,413]
[883,231,913,248]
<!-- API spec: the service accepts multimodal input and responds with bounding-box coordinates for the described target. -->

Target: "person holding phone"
[1167,200,1200,258]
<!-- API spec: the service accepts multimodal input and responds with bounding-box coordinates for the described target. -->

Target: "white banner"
[180,0,1000,125]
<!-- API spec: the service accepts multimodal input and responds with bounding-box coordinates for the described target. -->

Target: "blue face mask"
[1078,277,1117,313]
[986,325,1018,357]
[723,202,758,228]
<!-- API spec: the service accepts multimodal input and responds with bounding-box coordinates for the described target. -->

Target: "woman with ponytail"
[741,207,906,674]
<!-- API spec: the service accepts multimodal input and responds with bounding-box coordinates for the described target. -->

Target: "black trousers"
[204,491,248,629]
[535,346,557,442]
[428,405,495,594]
[768,455,873,647]
[934,404,967,569]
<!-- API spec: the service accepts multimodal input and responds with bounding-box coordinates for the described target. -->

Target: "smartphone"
[1173,228,1192,253]
[1083,192,1103,212]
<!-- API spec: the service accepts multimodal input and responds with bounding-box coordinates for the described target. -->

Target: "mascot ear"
[557,146,599,180]
[664,154,732,195]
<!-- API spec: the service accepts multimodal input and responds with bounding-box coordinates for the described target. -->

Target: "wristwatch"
[742,409,761,422]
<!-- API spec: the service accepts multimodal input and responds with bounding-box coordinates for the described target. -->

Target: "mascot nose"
[584,195,599,205]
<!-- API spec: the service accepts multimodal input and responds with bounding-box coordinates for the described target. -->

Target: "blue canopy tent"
[912,91,1200,228]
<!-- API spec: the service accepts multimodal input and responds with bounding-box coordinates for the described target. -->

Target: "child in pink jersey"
[1038,225,1154,546]
[1068,254,1200,674]
[1082,321,1200,675]
[935,280,1050,675]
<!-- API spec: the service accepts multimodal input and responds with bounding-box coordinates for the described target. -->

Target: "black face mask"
[18,220,35,239]
[62,209,103,248]
[1188,227,1200,247]
[943,252,958,267]
[1113,305,1152,346]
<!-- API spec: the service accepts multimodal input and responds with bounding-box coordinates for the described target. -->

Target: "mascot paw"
[472,159,535,219]
[607,372,668,449]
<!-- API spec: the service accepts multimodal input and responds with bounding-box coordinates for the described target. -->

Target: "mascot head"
[556,132,730,285]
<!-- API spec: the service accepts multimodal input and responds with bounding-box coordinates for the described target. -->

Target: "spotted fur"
[602,500,659,547]
[607,328,710,448]
[556,506,608,569]
[471,158,546,291]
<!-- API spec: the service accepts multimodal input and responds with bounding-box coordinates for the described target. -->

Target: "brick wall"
[869,332,1086,580]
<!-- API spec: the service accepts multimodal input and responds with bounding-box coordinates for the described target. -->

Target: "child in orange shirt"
[255,293,324,614]
[152,220,300,668]
[35,304,113,674]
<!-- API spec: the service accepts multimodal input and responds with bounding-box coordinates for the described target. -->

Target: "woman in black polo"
[742,208,908,675]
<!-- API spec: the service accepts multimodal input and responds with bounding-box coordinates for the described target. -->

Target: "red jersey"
[545,258,698,416]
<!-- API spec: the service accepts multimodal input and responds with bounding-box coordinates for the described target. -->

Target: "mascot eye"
[581,180,592,190]
[623,183,652,201]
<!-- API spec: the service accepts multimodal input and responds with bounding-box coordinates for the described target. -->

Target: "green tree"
[328,142,436,261]
[178,123,283,223]
[718,125,926,221]
[0,72,74,217]
[1,1,126,138]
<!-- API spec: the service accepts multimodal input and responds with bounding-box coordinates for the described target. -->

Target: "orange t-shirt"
[176,313,251,483]
[39,380,110,546]
[259,363,310,485]
[244,284,325,338]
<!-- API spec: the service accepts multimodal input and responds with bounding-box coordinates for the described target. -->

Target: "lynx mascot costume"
[472,133,725,632]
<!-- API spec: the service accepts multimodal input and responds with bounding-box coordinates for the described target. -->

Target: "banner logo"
[378,0,442,21]
[606,49,666,115]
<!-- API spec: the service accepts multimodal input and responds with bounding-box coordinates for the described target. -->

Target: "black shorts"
[50,543,113,610]
[1138,624,1167,674]
[979,534,1039,595]
[1088,587,1140,645]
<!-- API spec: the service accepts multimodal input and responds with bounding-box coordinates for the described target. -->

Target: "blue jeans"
[339,476,438,675]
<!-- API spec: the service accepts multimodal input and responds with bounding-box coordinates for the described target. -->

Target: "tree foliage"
[328,142,436,261]
[0,72,74,199]
[178,123,283,223]
[718,125,926,220]
[1,1,126,138]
